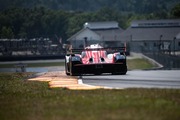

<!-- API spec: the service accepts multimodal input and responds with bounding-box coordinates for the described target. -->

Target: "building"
[120,19,180,53]
[67,19,180,54]
[66,19,180,68]
[67,21,124,48]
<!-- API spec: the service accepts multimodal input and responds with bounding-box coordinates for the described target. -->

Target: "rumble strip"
[28,71,103,90]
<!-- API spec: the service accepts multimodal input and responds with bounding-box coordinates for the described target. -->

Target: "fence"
[144,52,180,69]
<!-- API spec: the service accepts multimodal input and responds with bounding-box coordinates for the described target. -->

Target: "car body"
[65,44,127,76]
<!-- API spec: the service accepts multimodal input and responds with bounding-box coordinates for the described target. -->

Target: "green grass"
[0,58,155,70]
[127,58,155,70]
[0,73,180,120]
[0,62,65,68]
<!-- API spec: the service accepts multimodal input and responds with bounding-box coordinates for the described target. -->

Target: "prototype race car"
[65,44,127,76]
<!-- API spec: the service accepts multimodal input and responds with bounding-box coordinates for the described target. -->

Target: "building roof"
[131,19,180,28]
[67,21,124,41]
[67,27,100,41]
[120,19,180,41]
[84,21,119,29]
[67,19,180,42]
[93,28,124,41]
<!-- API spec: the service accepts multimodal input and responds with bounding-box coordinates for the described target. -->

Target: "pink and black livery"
[65,44,127,76]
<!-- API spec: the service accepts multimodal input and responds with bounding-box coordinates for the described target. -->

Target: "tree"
[0,26,14,39]
[171,3,180,18]
[67,12,93,37]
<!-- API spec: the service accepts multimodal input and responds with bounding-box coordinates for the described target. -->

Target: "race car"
[65,44,127,76]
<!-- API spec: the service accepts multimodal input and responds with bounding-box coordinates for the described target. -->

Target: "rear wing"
[66,47,126,55]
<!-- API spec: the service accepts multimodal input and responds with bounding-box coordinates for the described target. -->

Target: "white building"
[67,21,124,48]
[119,19,180,53]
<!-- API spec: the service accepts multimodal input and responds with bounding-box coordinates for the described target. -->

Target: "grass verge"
[0,58,155,70]
[0,62,65,68]
[0,73,180,120]
[127,58,155,70]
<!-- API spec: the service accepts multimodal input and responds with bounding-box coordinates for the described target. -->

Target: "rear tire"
[69,61,76,76]
[65,66,70,75]
[65,58,70,76]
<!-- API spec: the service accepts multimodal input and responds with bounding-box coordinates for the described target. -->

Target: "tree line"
[0,2,179,43]
[0,0,179,13]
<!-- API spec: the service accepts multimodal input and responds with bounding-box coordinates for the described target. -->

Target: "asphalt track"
[81,70,180,89]
[1,59,180,89]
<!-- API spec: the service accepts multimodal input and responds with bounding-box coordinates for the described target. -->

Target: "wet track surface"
[81,70,180,89]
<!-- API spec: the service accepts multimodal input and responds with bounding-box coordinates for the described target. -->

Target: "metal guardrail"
[144,53,180,69]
